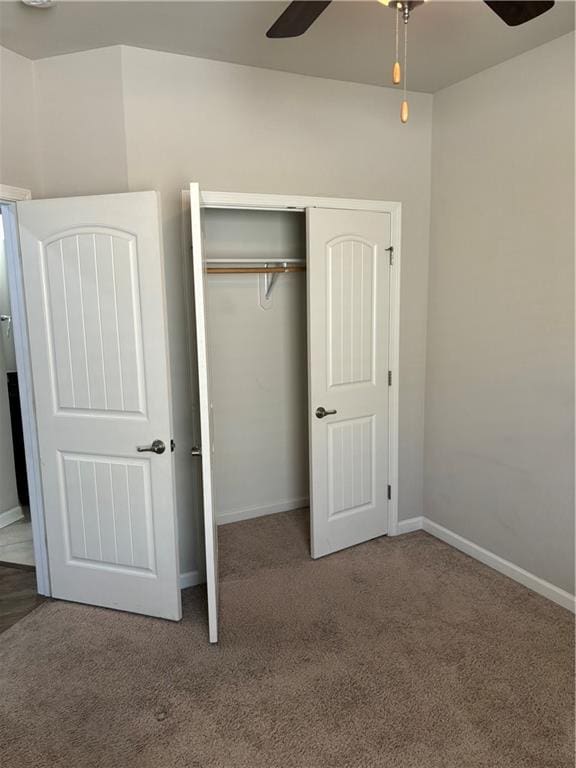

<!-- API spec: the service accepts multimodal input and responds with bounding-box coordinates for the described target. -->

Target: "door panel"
[189,183,219,644]
[18,192,181,620]
[327,238,376,387]
[61,454,154,570]
[308,208,391,558]
[43,230,145,414]
[328,415,374,516]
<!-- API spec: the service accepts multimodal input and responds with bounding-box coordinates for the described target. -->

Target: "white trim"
[395,516,423,535]
[179,569,203,589]
[1,201,51,597]
[386,204,401,536]
[393,516,575,612]
[193,188,402,542]
[0,185,31,203]
[419,518,575,613]
[190,183,219,643]
[0,506,24,530]
[200,190,401,215]
[180,192,206,581]
[216,497,310,526]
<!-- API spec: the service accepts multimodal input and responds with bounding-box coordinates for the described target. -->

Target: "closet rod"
[206,265,306,275]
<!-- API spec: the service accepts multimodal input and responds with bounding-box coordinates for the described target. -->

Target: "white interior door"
[307,208,391,558]
[189,183,219,643]
[17,192,181,620]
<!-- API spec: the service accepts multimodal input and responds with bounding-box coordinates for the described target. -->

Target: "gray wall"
[4,36,571,594]
[120,46,433,574]
[23,45,433,576]
[34,46,128,197]
[0,47,38,194]
[426,33,575,593]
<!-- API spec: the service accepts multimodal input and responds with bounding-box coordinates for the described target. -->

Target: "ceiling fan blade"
[266,1,332,38]
[484,1,555,26]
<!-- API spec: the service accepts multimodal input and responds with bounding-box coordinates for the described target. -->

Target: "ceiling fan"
[266,1,556,38]
[266,1,556,124]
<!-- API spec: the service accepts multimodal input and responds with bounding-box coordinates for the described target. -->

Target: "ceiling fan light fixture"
[21,0,56,7]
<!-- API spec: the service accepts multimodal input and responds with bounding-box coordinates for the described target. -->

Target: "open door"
[189,183,219,643]
[17,192,181,620]
[307,208,392,558]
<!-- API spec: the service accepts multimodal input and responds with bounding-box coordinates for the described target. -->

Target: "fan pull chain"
[392,2,401,85]
[401,11,409,124]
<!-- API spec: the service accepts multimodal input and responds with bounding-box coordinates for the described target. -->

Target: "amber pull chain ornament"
[401,4,409,123]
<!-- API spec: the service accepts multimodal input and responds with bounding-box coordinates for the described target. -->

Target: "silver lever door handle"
[137,439,166,455]
[315,407,337,419]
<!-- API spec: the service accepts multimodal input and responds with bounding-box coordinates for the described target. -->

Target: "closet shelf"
[206,265,305,275]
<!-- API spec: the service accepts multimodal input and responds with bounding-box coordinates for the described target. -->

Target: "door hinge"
[388,370,392,386]
[386,246,394,266]
[171,439,175,452]
[387,485,392,500]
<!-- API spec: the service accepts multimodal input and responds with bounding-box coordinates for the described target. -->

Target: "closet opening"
[202,207,310,533]
[191,186,400,642]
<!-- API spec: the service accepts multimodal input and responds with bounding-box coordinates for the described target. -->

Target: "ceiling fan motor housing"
[394,2,425,22]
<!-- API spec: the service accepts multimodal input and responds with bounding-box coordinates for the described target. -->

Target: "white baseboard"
[0,505,24,530]
[185,508,575,612]
[216,497,309,526]
[180,570,203,589]
[394,516,424,535]
[421,518,575,614]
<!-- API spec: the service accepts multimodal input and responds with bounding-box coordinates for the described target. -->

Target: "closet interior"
[201,207,310,529]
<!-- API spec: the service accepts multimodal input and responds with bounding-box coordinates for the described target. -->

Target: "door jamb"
[191,189,401,537]
[0,184,51,595]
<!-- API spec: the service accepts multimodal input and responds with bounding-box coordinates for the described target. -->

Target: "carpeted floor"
[0,509,573,768]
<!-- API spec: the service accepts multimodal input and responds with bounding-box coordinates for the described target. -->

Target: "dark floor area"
[0,564,43,634]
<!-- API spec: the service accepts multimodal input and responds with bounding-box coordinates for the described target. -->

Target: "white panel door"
[308,208,391,558]
[17,192,181,620]
[189,183,219,643]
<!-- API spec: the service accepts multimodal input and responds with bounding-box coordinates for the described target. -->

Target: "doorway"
[189,186,402,642]
[0,209,33,568]
[10,190,181,618]
[0,185,50,613]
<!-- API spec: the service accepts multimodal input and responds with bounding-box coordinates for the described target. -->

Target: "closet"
[189,185,400,643]
[10,186,400,634]
[201,207,309,527]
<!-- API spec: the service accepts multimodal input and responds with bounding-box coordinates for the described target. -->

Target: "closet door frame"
[187,188,402,537]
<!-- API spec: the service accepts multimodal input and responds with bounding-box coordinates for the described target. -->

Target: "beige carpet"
[0,510,573,768]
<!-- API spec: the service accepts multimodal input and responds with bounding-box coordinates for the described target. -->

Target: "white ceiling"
[0,0,574,92]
